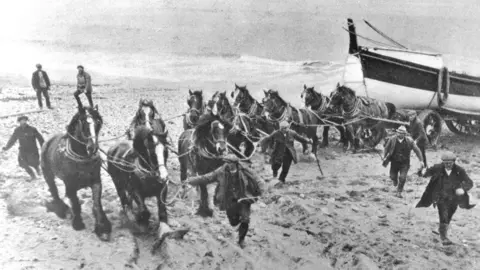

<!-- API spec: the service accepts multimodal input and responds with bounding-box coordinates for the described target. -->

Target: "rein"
[65,134,101,162]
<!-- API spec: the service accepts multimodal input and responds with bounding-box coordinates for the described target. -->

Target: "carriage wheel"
[418,109,443,147]
[445,119,480,136]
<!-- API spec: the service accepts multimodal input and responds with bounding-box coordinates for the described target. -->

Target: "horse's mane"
[268,90,287,106]
[337,85,356,97]
[132,126,159,167]
[67,106,103,135]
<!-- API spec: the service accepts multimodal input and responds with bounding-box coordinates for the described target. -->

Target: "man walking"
[407,111,428,168]
[382,125,424,198]
[2,116,45,180]
[416,152,475,245]
[73,65,93,107]
[260,121,312,184]
[31,64,52,109]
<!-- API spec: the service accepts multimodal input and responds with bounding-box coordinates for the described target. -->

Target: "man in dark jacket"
[416,152,475,245]
[260,121,312,183]
[186,155,264,248]
[31,64,52,109]
[408,111,428,168]
[383,125,424,198]
[2,116,45,180]
[73,65,93,107]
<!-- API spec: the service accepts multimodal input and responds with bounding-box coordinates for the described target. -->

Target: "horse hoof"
[46,200,70,219]
[96,232,111,242]
[196,208,213,218]
[95,221,112,241]
[72,219,86,231]
[319,143,328,148]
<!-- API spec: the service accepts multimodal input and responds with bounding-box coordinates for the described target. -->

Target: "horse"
[40,105,111,241]
[211,90,255,158]
[232,84,277,138]
[107,120,174,240]
[178,116,230,217]
[300,84,350,148]
[262,89,319,156]
[183,89,205,130]
[328,83,396,152]
[127,99,162,139]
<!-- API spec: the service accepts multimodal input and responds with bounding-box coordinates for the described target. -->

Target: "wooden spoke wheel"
[418,109,443,147]
[446,119,480,136]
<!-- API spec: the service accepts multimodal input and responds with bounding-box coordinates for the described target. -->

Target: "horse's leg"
[336,125,348,146]
[320,126,329,148]
[345,125,355,152]
[156,184,172,240]
[65,186,85,231]
[111,176,136,225]
[91,180,112,241]
[197,184,213,217]
[310,128,319,156]
[43,164,69,218]
[244,140,254,158]
[132,191,151,231]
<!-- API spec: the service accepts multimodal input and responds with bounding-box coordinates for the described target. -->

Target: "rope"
[98,133,127,143]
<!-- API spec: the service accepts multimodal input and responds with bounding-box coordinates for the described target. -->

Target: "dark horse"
[231,84,277,138]
[41,105,111,241]
[328,83,396,152]
[183,89,205,130]
[301,84,349,148]
[107,119,174,240]
[262,89,319,155]
[211,90,255,158]
[178,116,229,217]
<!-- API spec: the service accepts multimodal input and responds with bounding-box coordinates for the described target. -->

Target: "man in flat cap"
[2,116,45,180]
[383,125,424,198]
[416,152,475,245]
[73,65,94,107]
[260,120,312,183]
[31,64,52,109]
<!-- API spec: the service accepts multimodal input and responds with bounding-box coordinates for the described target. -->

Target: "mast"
[347,18,359,54]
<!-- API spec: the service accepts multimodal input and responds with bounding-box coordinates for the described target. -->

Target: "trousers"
[437,201,458,224]
[390,161,409,192]
[36,88,51,108]
[272,149,293,182]
[73,89,93,107]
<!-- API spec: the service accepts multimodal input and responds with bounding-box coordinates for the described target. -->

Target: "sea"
[1,0,480,106]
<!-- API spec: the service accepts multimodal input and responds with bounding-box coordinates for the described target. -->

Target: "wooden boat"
[342,18,480,136]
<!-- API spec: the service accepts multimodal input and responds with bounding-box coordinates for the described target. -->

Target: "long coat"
[261,129,310,164]
[416,163,474,209]
[31,70,51,90]
[383,135,423,165]
[4,125,45,167]
[409,117,428,146]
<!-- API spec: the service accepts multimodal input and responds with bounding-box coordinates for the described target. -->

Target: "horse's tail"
[385,102,396,119]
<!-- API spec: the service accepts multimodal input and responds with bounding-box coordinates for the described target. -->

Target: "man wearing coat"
[73,65,94,107]
[31,64,52,109]
[186,155,264,248]
[416,152,475,245]
[407,111,428,168]
[2,116,45,180]
[383,125,424,198]
[260,121,312,183]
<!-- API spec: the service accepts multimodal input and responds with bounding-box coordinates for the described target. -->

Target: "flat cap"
[77,65,84,69]
[17,115,28,122]
[396,125,408,134]
[279,121,289,128]
[441,151,456,161]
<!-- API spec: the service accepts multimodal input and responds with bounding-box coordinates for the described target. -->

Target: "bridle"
[263,93,288,123]
[234,88,259,117]
[303,88,328,113]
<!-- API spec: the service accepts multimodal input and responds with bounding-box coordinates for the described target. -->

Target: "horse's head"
[68,105,103,156]
[262,89,284,117]
[301,84,317,107]
[187,89,204,112]
[211,90,231,117]
[328,83,355,109]
[136,99,158,131]
[232,83,249,108]
[133,121,169,181]
[210,120,227,155]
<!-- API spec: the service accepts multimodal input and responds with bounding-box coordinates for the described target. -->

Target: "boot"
[439,223,453,246]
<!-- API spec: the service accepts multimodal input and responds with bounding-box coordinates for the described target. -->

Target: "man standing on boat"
[259,121,312,184]
[416,152,475,245]
[382,125,424,198]
[31,64,52,109]
[2,116,44,180]
[73,65,94,108]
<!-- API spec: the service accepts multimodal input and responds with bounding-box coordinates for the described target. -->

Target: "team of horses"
[39,82,401,247]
